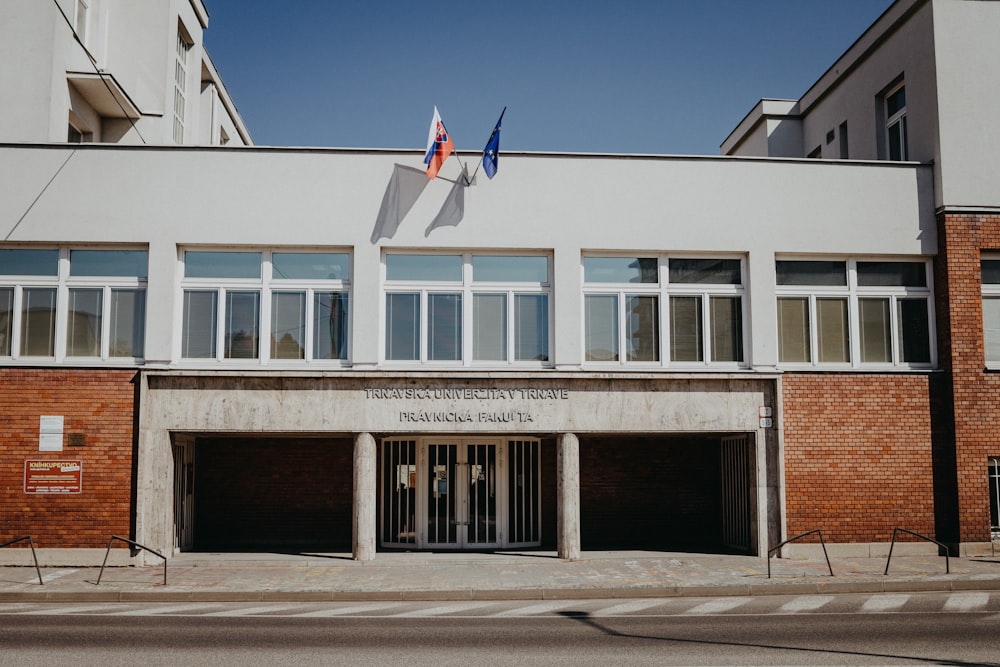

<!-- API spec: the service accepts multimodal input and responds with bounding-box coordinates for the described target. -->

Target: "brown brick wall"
[937,211,1000,543]
[781,373,935,542]
[0,368,136,548]
[579,435,723,550]
[193,437,354,550]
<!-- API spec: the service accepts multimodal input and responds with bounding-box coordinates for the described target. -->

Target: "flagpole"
[469,107,506,184]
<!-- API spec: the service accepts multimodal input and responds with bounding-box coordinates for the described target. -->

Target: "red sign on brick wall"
[24,460,82,494]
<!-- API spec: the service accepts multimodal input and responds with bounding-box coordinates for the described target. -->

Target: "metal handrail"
[884,528,950,575]
[96,535,167,585]
[767,529,833,578]
[0,536,43,585]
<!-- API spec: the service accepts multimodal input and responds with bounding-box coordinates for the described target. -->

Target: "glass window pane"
[515,294,549,362]
[776,260,847,286]
[271,292,305,360]
[583,257,657,284]
[982,260,1000,285]
[0,249,58,276]
[886,86,906,116]
[625,295,659,362]
[816,298,850,363]
[985,299,1000,364]
[710,296,743,362]
[669,258,741,285]
[473,256,548,283]
[428,293,462,361]
[386,255,462,281]
[0,288,12,356]
[225,291,260,359]
[386,293,419,360]
[857,261,926,287]
[859,297,892,363]
[778,297,811,363]
[272,253,349,280]
[898,298,930,363]
[473,294,506,361]
[314,292,349,360]
[109,289,145,357]
[20,288,56,356]
[184,251,261,279]
[182,290,217,358]
[70,250,148,277]
[67,288,102,357]
[585,294,618,361]
[670,296,703,362]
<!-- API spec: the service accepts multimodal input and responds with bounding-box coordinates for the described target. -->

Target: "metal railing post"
[767,529,834,578]
[884,527,950,575]
[96,535,167,585]
[0,536,43,585]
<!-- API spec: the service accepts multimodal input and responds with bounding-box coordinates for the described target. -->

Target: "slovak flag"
[424,106,454,179]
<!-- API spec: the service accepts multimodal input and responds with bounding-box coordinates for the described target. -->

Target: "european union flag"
[482,107,505,179]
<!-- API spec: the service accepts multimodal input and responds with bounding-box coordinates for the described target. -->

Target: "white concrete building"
[3,0,1000,567]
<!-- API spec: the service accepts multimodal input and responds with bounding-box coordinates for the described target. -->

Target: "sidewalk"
[2,550,1000,602]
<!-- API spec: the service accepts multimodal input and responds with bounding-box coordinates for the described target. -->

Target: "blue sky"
[203,1,894,155]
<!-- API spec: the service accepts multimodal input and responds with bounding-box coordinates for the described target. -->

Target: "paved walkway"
[2,550,1000,602]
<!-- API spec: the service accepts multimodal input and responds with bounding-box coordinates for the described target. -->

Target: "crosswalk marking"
[109,603,220,616]
[204,604,307,617]
[684,598,750,615]
[394,602,498,617]
[491,601,579,617]
[18,604,123,615]
[943,592,989,611]
[862,594,911,612]
[777,595,833,612]
[591,600,668,617]
[293,603,401,617]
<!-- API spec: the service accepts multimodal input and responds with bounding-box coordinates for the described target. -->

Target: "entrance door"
[380,437,539,550]
[425,440,500,549]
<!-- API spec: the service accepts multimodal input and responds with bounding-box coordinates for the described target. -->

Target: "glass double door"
[381,438,540,550]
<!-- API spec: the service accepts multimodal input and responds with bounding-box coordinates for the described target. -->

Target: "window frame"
[775,256,935,370]
[883,81,909,161]
[980,255,1000,369]
[0,247,147,363]
[581,254,747,369]
[178,248,351,366]
[381,251,552,368]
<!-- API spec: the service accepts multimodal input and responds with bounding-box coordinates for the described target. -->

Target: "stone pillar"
[352,432,377,561]
[557,432,581,560]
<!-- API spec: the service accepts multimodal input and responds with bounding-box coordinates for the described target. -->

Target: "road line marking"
[393,602,499,617]
[777,596,834,613]
[204,604,307,617]
[944,592,989,611]
[109,603,220,616]
[491,601,580,617]
[293,603,402,617]
[19,604,125,615]
[0,603,38,612]
[862,594,911,612]
[592,600,669,617]
[684,598,750,615]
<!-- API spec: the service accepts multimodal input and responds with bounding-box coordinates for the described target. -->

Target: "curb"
[4,578,1000,603]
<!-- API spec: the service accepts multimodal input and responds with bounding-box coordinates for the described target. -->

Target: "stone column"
[557,432,581,560]
[352,432,377,561]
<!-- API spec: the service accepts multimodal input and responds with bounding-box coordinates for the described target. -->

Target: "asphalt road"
[1,593,998,666]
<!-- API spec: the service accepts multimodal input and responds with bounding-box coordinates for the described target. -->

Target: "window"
[173,28,192,144]
[582,256,745,367]
[776,258,933,368]
[180,250,350,364]
[980,258,1000,366]
[384,253,550,365]
[884,83,908,161]
[0,248,147,361]
[75,0,89,44]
